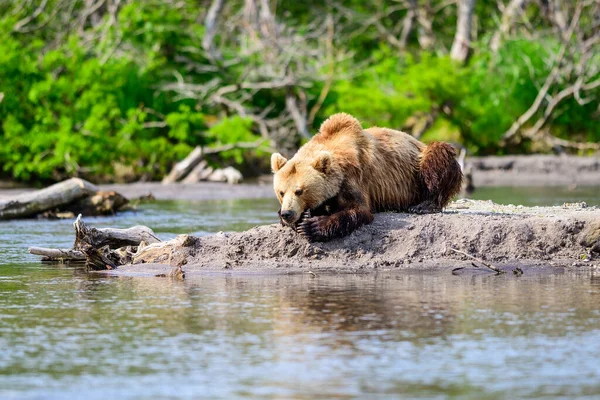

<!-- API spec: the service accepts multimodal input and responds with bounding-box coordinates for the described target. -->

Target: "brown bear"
[271,113,462,242]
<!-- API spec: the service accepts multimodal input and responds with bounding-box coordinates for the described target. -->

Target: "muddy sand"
[103,199,600,276]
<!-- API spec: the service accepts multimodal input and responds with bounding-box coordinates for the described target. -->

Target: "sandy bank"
[104,199,600,275]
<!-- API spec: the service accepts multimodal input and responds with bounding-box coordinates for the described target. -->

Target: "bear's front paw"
[408,200,441,215]
[297,215,327,242]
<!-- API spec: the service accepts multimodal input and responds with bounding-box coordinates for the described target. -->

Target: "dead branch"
[399,0,418,48]
[28,247,86,262]
[416,0,436,49]
[285,90,310,139]
[307,14,335,127]
[490,0,530,52]
[13,0,49,32]
[203,0,225,62]
[449,247,506,274]
[501,1,600,150]
[203,139,271,154]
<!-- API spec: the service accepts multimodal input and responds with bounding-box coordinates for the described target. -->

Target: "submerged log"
[0,178,129,219]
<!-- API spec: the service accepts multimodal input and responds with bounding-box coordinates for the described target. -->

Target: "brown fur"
[271,113,463,242]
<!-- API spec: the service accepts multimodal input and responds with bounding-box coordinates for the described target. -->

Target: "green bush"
[1,1,599,184]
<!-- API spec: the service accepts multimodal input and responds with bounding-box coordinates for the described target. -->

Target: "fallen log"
[181,160,213,184]
[162,146,204,184]
[1,178,97,219]
[162,144,247,184]
[0,178,129,219]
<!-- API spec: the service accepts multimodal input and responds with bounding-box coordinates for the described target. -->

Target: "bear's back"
[360,127,424,211]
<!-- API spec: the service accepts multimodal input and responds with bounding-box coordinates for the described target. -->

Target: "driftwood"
[30,214,183,271]
[29,200,600,275]
[72,214,161,270]
[28,247,86,262]
[0,178,128,219]
[73,214,160,249]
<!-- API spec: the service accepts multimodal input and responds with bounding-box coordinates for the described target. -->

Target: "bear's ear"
[271,153,288,173]
[312,151,332,174]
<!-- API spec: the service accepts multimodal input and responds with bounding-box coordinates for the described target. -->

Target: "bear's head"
[271,150,342,225]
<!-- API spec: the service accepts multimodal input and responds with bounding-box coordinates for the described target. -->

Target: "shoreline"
[0,155,598,202]
[98,199,600,275]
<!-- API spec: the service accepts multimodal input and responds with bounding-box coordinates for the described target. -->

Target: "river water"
[1,186,599,399]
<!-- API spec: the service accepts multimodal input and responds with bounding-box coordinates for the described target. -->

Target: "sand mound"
[121,200,600,274]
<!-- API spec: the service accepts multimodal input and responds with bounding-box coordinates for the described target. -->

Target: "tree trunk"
[450,0,477,63]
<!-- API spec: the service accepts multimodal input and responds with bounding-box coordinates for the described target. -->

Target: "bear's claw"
[408,200,442,214]
[297,213,325,243]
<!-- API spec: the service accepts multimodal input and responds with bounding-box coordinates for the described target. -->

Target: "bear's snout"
[280,210,295,223]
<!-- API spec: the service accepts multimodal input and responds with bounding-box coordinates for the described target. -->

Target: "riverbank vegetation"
[1,0,599,183]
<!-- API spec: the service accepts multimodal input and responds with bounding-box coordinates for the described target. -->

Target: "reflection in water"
[1,264,599,398]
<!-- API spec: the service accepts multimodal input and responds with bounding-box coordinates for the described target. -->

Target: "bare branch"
[502,1,584,142]
[490,0,530,52]
[203,0,225,62]
[449,248,505,274]
[203,139,273,154]
[13,0,49,32]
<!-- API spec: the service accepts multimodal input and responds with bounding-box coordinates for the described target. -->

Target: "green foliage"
[1,0,599,183]
[0,1,260,183]
[207,116,258,164]
[325,40,600,154]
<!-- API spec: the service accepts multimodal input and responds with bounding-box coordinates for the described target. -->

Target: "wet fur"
[272,113,463,242]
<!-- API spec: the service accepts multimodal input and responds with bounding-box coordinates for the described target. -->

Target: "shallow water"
[1,186,600,399]
[472,186,599,207]
[1,265,600,399]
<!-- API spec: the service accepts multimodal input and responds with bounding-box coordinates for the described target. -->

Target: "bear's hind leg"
[409,142,463,214]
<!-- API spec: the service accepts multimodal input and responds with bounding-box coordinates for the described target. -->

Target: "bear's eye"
[295,188,304,196]
[279,191,284,197]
